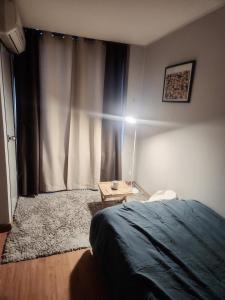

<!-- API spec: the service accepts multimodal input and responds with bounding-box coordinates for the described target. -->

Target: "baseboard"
[0,223,11,233]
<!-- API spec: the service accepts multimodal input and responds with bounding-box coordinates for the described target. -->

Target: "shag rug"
[2,189,147,263]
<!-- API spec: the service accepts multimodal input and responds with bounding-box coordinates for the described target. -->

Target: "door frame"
[0,43,14,224]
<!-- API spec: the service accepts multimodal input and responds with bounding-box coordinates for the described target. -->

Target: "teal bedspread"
[90,199,225,299]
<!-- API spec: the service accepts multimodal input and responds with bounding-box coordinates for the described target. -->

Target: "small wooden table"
[98,181,133,202]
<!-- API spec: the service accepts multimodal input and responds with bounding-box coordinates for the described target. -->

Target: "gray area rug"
[2,189,147,263]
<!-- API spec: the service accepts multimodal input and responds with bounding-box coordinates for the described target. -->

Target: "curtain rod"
[24,27,106,42]
[24,28,127,46]
[24,27,81,40]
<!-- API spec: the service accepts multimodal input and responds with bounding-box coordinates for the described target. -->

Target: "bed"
[90,199,225,300]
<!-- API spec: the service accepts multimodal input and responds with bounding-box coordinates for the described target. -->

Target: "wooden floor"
[0,233,109,300]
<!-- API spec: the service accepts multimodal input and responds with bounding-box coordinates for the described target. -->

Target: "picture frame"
[162,60,196,103]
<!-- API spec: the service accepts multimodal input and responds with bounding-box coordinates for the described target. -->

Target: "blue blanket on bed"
[90,199,225,300]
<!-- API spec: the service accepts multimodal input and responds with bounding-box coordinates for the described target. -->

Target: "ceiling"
[15,0,225,45]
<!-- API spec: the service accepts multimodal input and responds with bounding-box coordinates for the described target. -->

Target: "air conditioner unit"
[0,0,26,54]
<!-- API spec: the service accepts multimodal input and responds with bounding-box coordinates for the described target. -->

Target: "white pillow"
[145,190,178,202]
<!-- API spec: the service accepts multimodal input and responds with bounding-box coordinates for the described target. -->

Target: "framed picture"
[162,60,196,103]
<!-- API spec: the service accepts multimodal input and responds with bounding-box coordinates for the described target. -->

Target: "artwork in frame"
[162,60,196,103]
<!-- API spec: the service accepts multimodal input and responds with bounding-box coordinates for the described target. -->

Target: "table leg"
[100,191,104,202]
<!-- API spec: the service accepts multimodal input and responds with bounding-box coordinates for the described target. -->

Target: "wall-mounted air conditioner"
[0,0,26,54]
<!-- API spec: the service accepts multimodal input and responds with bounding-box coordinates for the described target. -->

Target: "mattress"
[90,199,225,300]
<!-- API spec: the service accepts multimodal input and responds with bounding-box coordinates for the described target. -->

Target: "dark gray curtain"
[14,29,40,196]
[100,42,129,181]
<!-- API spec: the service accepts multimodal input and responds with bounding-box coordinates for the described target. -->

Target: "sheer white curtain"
[39,34,105,192]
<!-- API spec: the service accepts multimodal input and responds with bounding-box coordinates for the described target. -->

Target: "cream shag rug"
[2,189,146,263]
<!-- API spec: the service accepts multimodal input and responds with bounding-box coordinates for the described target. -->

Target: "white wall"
[136,118,225,215]
[129,7,225,216]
